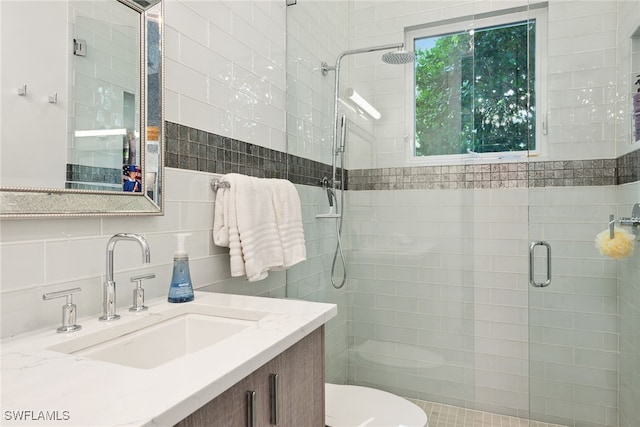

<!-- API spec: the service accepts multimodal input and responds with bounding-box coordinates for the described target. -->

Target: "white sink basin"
[48,304,262,369]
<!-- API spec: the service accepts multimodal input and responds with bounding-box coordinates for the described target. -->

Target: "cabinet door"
[175,372,255,427]
[175,326,325,427]
[268,327,324,426]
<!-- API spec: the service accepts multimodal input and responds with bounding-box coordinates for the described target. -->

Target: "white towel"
[270,179,307,268]
[213,174,284,281]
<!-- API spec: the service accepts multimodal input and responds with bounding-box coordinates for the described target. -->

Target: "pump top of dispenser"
[175,233,191,259]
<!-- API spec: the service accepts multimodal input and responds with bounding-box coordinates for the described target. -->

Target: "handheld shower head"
[382,48,415,65]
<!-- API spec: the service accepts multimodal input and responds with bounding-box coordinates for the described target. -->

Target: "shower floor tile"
[408,399,567,427]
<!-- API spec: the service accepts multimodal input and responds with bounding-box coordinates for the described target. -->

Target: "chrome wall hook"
[48,92,58,104]
[17,84,27,96]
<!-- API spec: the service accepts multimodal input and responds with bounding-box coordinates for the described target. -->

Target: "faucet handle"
[42,288,82,333]
[129,273,155,312]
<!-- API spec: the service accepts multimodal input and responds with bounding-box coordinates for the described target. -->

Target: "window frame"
[404,7,548,165]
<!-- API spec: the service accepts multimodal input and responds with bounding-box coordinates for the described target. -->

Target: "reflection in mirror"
[66,1,141,192]
[64,1,141,192]
[0,0,163,217]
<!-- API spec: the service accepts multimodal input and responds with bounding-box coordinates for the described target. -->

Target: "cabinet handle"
[246,391,256,427]
[269,374,279,425]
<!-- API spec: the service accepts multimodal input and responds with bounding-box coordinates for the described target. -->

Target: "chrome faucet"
[100,233,151,321]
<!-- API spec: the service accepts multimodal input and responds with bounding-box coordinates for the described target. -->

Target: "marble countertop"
[1,292,337,426]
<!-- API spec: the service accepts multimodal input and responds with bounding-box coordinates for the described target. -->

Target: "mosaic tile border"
[348,160,619,190]
[167,123,638,190]
[165,121,342,188]
[617,148,640,184]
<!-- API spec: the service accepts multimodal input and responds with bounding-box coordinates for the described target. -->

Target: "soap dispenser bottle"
[168,233,194,303]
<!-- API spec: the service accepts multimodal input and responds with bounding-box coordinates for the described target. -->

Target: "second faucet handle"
[129,273,155,312]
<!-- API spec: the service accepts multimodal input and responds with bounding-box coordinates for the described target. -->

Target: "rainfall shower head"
[381,48,415,64]
[321,43,415,75]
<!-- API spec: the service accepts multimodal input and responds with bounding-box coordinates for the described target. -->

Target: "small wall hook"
[48,92,58,104]
[17,84,27,96]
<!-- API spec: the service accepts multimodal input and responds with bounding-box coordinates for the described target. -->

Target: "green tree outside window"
[414,20,536,156]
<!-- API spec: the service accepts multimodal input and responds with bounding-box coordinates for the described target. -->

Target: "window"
[407,9,546,160]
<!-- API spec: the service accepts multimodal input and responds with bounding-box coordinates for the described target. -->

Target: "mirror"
[0,0,163,217]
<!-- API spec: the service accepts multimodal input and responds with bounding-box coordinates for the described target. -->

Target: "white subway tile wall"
[164,0,287,153]
[0,168,286,339]
[286,0,347,166]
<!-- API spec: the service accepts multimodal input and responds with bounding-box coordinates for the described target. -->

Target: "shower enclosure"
[285,1,640,426]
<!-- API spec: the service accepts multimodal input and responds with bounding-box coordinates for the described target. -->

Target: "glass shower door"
[528,182,621,427]
[526,1,634,424]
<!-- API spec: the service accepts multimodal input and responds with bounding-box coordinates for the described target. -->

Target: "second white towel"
[271,178,307,269]
[213,174,306,282]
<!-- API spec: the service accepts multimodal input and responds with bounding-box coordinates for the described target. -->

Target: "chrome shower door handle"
[529,241,551,287]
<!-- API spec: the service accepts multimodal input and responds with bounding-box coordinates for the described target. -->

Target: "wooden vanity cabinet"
[175,326,325,427]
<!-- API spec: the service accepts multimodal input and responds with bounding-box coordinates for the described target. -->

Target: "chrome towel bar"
[211,179,231,192]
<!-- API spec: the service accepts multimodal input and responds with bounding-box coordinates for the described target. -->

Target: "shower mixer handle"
[326,188,336,207]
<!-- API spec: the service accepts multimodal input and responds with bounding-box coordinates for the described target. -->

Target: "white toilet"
[325,383,429,427]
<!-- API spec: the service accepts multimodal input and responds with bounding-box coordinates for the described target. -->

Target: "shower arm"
[321,43,405,75]
[324,43,405,189]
